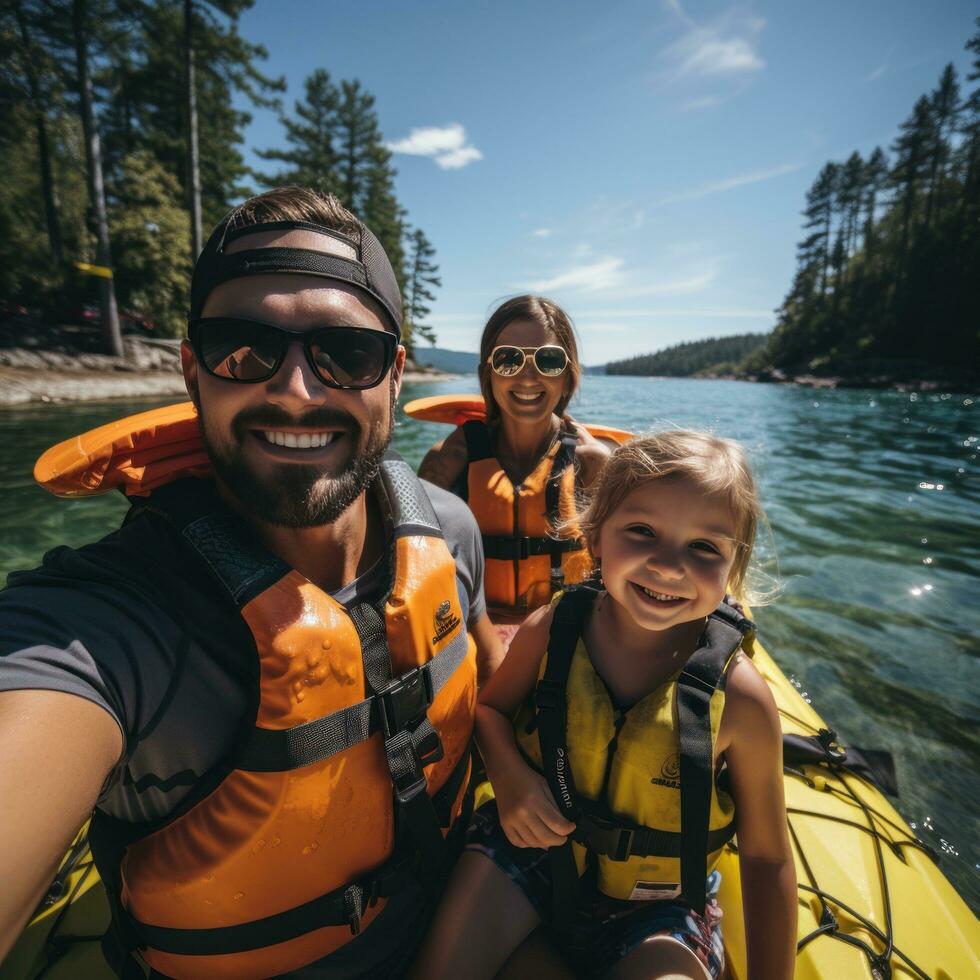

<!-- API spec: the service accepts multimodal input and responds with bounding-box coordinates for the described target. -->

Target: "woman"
[419,295,612,645]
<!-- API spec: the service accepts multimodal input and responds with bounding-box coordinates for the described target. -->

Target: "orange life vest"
[36,410,476,980]
[457,420,593,616]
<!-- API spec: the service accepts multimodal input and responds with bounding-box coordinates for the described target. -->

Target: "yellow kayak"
[7,633,975,979]
[718,640,979,978]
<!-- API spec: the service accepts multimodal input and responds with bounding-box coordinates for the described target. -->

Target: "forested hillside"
[745,20,980,383]
[605,333,768,377]
[0,1,440,353]
[412,347,479,373]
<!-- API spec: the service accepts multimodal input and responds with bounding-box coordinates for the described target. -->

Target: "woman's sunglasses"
[188,317,398,389]
[487,345,569,378]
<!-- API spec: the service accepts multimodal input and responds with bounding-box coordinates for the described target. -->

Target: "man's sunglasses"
[487,345,569,378]
[188,317,398,389]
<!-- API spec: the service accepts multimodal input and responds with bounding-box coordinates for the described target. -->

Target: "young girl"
[413,431,797,980]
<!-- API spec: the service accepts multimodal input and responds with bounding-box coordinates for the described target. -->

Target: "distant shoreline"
[600,371,978,392]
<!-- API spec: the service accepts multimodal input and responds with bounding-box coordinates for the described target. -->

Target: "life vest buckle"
[535,678,563,712]
[394,771,429,805]
[378,667,433,739]
[612,827,635,862]
[578,815,636,861]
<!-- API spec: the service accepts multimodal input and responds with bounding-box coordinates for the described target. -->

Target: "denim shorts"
[466,802,724,978]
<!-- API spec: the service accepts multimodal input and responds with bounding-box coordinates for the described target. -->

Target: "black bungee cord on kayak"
[778,723,933,980]
[32,844,101,980]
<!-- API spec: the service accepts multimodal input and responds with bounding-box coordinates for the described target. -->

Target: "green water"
[1,376,977,912]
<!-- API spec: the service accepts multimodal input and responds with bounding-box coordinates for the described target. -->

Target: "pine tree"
[257,68,341,193]
[101,0,283,229]
[333,79,406,289]
[837,151,865,262]
[799,162,838,296]
[108,150,192,336]
[861,147,888,266]
[71,0,122,355]
[925,63,959,227]
[4,0,64,266]
[890,95,934,273]
[404,227,440,353]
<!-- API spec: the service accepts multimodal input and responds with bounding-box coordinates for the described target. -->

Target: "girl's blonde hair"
[578,430,764,600]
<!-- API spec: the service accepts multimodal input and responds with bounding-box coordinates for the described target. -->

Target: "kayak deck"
[718,639,978,979]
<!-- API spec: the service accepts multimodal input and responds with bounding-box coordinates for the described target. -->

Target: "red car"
[63,305,157,335]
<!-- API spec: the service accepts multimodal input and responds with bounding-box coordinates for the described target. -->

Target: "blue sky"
[236,1,977,364]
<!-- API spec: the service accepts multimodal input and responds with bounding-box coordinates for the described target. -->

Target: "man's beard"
[199,382,396,528]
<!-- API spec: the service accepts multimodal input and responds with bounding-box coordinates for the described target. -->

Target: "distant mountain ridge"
[412,346,479,373]
[604,333,770,377]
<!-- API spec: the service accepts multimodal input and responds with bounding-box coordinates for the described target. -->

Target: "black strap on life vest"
[534,587,751,921]
[676,601,753,910]
[462,419,585,590]
[92,457,470,971]
[534,587,593,934]
[543,421,581,592]
[90,748,470,975]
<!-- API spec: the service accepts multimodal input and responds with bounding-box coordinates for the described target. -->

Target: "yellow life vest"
[79,457,477,980]
[515,587,750,913]
[457,420,593,616]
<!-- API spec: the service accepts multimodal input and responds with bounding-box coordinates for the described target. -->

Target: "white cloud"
[676,36,763,76]
[436,146,483,170]
[387,123,483,170]
[577,307,772,319]
[657,163,800,206]
[662,11,766,78]
[532,228,552,238]
[527,256,625,293]
[624,271,715,297]
[867,63,887,82]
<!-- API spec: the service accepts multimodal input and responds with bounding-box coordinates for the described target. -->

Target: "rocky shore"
[0,338,186,405]
[0,339,449,406]
[700,362,978,392]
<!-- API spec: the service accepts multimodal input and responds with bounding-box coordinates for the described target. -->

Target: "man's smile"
[248,427,350,460]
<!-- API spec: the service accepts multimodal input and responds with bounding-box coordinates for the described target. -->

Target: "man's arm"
[0,689,122,959]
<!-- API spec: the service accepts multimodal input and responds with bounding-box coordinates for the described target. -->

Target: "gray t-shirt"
[0,478,485,825]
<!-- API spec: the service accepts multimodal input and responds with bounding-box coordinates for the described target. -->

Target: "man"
[0,187,502,978]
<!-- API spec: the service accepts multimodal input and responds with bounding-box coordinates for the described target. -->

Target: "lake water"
[1,375,977,912]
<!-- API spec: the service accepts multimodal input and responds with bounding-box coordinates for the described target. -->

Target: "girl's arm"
[721,655,798,980]
[478,604,576,849]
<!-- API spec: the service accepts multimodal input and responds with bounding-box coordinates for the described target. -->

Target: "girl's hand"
[566,416,610,456]
[724,593,746,615]
[566,416,612,487]
[494,764,576,849]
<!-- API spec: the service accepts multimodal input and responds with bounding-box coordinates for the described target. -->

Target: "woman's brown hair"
[478,295,582,427]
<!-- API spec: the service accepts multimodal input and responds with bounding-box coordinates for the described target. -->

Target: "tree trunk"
[185,0,202,258]
[14,0,63,267]
[72,0,122,356]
